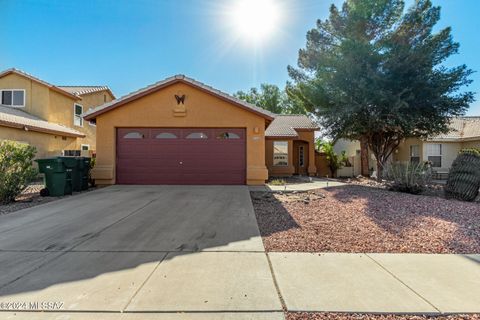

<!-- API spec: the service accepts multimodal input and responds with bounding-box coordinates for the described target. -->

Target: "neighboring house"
[0,68,115,158]
[393,117,480,175]
[334,117,480,177]
[83,75,318,186]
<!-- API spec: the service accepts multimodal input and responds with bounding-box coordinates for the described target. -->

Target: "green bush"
[445,149,480,202]
[316,139,348,177]
[0,141,37,204]
[385,161,432,195]
[269,178,286,186]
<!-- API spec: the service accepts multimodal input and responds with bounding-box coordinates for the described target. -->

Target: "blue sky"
[2,0,479,115]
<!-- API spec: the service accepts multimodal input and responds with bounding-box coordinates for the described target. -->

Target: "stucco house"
[0,68,115,158]
[334,116,480,177]
[83,75,318,185]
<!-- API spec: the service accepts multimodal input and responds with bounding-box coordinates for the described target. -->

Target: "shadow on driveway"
[0,185,291,312]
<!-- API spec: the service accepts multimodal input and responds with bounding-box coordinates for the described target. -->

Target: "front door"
[293,141,308,175]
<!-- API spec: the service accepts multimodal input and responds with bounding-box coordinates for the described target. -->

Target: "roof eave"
[265,135,298,139]
[84,77,274,121]
[67,88,116,99]
[0,69,81,101]
[0,120,85,138]
[294,127,320,131]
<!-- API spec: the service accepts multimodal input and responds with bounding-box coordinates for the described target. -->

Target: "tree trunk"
[360,136,370,177]
[376,157,383,182]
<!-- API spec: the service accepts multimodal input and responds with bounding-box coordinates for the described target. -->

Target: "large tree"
[288,0,474,178]
[234,83,307,115]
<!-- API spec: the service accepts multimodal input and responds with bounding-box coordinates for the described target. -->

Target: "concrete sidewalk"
[249,177,346,192]
[269,252,480,314]
[0,186,479,318]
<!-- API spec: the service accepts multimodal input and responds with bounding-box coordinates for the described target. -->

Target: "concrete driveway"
[0,186,283,319]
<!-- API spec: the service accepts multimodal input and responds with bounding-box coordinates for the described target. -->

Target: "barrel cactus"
[445,148,480,201]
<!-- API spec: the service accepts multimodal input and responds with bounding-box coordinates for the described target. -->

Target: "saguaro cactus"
[445,149,480,202]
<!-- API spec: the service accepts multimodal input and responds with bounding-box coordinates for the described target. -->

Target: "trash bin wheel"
[40,188,50,197]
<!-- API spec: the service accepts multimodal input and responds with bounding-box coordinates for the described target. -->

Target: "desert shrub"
[445,149,480,201]
[269,178,286,186]
[0,140,37,204]
[385,161,432,195]
[316,139,348,177]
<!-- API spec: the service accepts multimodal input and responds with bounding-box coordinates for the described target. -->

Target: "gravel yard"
[0,182,96,215]
[287,313,480,320]
[251,185,480,253]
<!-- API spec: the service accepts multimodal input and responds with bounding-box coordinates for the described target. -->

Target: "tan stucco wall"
[0,126,77,159]
[265,130,317,177]
[393,138,424,163]
[0,73,51,119]
[394,139,462,170]
[266,139,295,176]
[315,152,330,177]
[0,73,114,153]
[93,82,268,185]
[462,140,480,149]
[75,91,115,150]
[333,138,378,176]
[334,138,360,157]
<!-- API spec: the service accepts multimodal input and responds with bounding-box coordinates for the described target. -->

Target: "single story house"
[83,75,318,185]
[334,116,480,177]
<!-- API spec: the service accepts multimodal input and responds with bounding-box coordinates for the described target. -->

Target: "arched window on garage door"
[186,132,208,139]
[123,131,144,139]
[216,131,240,139]
[155,132,178,139]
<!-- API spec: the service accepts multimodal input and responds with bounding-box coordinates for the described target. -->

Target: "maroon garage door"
[116,128,246,185]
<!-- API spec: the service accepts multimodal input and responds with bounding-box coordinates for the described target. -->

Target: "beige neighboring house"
[334,117,480,178]
[0,68,115,158]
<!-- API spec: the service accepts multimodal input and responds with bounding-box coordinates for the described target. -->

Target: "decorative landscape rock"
[251,185,480,254]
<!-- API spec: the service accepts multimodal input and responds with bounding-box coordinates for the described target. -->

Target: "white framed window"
[410,145,420,164]
[426,143,442,168]
[273,141,288,166]
[1,89,25,107]
[74,104,83,127]
[299,145,305,167]
[81,144,89,151]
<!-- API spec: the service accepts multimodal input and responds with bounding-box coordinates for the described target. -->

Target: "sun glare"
[229,0,281,42]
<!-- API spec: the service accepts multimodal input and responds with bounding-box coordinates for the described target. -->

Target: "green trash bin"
[77,157,91,190]
[58,156,81,192]
[35,158,72,197]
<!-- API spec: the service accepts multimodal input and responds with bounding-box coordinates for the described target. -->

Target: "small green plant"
[316,139,348,177]
[269,178,286,186]
[445,148,480,201]
[385,161,432,195]
[88,156,96,187]
[0,140,37,204]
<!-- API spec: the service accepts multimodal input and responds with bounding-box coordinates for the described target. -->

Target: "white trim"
[425,143,442,168]
[74,103,83,127]
[81,144,90,151]
[0,89,26,107]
